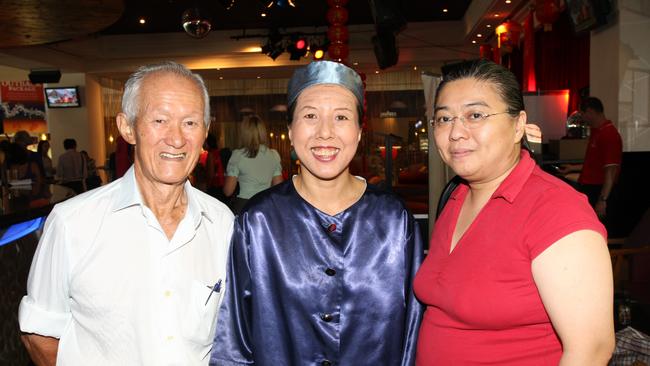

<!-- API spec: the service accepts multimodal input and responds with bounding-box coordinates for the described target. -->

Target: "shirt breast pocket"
[182,279,223,347]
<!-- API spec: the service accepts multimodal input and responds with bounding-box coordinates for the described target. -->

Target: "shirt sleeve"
[524,187,607,260]
[401,213,424,366]
[601,128,623,166]
[18,208,73,338]
[271,150,282,177]
[226,150,241,177]
[211,215,254,365]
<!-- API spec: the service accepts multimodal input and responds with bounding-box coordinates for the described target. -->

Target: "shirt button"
[327,223,336,232]
[322,360,332,366]
[321,313,333,322]
[325,268,336,276]
[166,335,174,341]
[164,290,171,297]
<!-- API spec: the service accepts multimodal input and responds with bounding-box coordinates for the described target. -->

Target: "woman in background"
[223,114,283,214]
[413,59,614,365]
[37,140,55,180]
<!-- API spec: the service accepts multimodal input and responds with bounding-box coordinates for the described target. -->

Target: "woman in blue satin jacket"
[211,61,423,366]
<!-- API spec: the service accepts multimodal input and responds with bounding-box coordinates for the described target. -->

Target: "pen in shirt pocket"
[205,279,222,306]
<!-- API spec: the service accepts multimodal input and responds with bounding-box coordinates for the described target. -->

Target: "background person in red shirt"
[561,97,622,221]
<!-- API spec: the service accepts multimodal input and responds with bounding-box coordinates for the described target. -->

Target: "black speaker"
[368,0,406,32]
[28,70,61,84]
[372,30,399,70]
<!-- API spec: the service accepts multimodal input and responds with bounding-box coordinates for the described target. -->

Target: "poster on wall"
[0,81,47,134]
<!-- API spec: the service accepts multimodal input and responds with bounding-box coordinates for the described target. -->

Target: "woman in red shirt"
[414,59,614,365]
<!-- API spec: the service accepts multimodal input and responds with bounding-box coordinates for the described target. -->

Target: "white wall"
[618,0,650,151]
[590,0,650,152]
[0,65,29,81]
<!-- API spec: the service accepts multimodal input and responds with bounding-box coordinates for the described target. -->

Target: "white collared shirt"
[19,167,234,365]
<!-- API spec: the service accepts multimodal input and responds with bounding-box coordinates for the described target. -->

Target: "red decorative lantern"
[327,25,349,43]
[495,20,522,53]
[326,0,348,6]
[326,6,349,25]
[479,44,492,59]
[535,0,562,31]
[328,42,350,60]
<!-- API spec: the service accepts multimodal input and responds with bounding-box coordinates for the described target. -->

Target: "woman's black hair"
[436,59,531,151]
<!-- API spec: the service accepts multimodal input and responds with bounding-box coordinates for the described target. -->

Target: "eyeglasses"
[431,111,514,130]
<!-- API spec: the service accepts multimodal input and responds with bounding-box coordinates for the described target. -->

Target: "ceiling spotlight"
[477,33,482,37]
[261,12,267,17]
[287,36,308,60]
[472,40,477,44]
[310,39,328,61]
[138,17,146,25]
[505,0,512,3]
[182,7,212,38]
[218,0,237,10]
[486,24,492,28]
[261,0,296,8]
[261,29,285,60]
[442,8,448,13]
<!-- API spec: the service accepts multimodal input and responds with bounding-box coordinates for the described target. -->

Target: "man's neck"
[593,116,608,129]
[133,167,188,240]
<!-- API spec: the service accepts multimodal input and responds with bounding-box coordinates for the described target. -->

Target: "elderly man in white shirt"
[18,61,234,365]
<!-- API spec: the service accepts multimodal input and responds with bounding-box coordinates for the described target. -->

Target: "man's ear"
[116,113,136,145]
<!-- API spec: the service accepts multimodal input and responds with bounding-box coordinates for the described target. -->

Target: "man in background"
[562,97,623,223]
[56,138,85,194]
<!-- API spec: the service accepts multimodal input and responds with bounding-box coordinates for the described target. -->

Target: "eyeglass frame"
[430,111,518,130]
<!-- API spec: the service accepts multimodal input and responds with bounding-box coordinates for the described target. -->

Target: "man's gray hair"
[122,61,211,128]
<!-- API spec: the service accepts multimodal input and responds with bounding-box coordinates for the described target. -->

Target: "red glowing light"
[296,39,306,50]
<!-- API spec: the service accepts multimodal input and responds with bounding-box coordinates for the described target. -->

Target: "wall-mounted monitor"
[567,0,612,33]
[44,86,81,108]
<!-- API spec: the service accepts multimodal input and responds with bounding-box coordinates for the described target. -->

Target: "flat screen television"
[44,86,81,108]
[567,0,612,33]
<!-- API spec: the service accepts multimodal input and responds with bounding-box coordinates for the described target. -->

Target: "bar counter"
[1,183,76,229]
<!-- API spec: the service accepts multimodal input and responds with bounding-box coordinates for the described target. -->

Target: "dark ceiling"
[100,0,472,35]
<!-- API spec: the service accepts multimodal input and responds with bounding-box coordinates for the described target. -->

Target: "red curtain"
[523,10,537,92]
[534,11,590,114]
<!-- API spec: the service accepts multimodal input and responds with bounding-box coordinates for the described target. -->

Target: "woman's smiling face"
[289,84,361,182]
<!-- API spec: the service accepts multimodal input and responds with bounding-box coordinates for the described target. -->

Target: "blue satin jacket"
[211,180,423,366]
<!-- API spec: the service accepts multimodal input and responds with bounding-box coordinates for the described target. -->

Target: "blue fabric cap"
[287,61,364,108]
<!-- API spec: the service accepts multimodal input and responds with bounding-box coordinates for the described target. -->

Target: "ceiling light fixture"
[139,18,146,25]
[261,0,296,8]
[181,7,212,38]
[261,29,285,60]
[287,35,308,60]
[477,33,482,37]
[442,8,448,13]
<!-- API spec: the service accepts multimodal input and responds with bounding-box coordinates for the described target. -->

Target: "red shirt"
[414,152,606,365]
[578,120,622,185]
